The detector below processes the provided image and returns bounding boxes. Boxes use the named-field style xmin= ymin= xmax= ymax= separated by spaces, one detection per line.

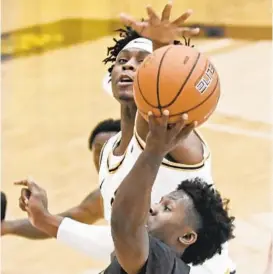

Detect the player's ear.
xmin=178 ymin=231 xmax=197 ymax=246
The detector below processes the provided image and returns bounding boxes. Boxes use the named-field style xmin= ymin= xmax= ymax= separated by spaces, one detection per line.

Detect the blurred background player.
xmin=88 ymin=119 xmax=121 ymax=172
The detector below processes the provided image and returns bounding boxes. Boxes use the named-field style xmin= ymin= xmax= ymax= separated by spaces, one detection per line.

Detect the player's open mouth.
xmin=117 ymin=74 xmax=134 ymax=87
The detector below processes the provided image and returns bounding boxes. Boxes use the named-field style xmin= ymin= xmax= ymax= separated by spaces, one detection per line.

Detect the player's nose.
xmin=122 ymin=59 xmax=137 ymax=71
xmin=150 ymin=204 xmax=159 ymax=216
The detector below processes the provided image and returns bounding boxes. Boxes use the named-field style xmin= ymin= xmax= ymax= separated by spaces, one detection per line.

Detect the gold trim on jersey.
xmin=99 ymin=138 xmax=109 ymax=168
xmin=134 ymin=129 xmax=210 ymax=171
xmin=106 ymin=134 xmax=128 ymax=173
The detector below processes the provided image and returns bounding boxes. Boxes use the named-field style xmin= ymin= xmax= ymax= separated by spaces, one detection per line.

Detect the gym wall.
xmin=2 ymin=0 xmax=271 ymax=61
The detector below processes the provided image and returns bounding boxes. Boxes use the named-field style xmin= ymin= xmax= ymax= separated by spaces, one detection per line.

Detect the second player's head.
xmin=147 ymin=177 xmax=235 ymax=265
xmin=88 ymin=119 xmax=121 ymax=171
xmin=103 ymin=27 xmax=152 ymax=103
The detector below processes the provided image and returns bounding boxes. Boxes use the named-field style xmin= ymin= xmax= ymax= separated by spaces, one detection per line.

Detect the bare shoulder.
xmin=169 ymin=131 xmax=205 ymax=165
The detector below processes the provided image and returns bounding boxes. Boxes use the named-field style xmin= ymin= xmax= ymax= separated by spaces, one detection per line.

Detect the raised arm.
xmin=111 ymin=145 xmax=163 ymax=273
xmin=111 ymin=111 xmax=194 ymax=273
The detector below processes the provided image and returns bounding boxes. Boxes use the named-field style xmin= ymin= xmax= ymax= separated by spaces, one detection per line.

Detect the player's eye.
xmin=118 ymin=58 xmax=127 ymax=64
xmin=164 ymin=205 xmax=171 ymax=212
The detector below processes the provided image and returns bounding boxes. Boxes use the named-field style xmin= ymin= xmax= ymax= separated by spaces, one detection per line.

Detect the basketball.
xmin=133 ymin=44 xmax=221 ymax=125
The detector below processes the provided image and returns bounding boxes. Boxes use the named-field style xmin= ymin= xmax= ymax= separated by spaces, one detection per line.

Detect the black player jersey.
xmin=100 ymin=236 xmax=190 ymax=274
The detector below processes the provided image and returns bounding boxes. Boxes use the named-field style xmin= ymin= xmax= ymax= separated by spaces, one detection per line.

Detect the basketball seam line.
xmin=136 ymin=66 xmax=158 ymax=108
xmin=138 ymin=75 xmax=220 ymax=117
xmin=160 ymin=52 xmax=201 ymax=108
xmin=156 ymin=46 xmax=173 ymax=115
xmin=169 ymin=76 xmax=220 ymax=116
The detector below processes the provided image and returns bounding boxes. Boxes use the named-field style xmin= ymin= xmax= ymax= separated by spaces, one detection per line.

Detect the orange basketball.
xmin=133 ymin=44 xmax=220 ymax=126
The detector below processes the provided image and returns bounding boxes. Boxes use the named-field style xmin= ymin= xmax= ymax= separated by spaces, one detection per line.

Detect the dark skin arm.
xmin=111 ymin=150 xmax=162 ymax=273
xmin=1 ymin=188 xmax=103 ymax=238
xmin=111 ymin=111 xmax=195 ymax=274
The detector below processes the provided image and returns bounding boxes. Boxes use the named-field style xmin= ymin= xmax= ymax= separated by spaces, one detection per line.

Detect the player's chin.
xmin=148 ymin=227 xmax=164 ymax=241
xmin=146 ymin=219 xmax=158 ymax=233
xmin=118 ymin=90 xmax=134 ymax=102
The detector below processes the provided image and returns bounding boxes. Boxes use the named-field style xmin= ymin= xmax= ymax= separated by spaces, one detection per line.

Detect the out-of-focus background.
xmin=1 ymin=0 xmax=272 ymax=273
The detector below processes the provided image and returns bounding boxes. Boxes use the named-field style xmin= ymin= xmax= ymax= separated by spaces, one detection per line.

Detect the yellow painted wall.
xmin=2 ymin=0 xmax=272 ymax=32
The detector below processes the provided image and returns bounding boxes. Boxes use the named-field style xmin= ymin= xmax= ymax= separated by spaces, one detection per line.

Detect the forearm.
xmin=4 ymin=207 xmax=102 ymax=239
xmin=34 ymin=213 xmax=63 ymax=238
xmin=4 ymin=219 xmax=51 ymax=239
xmin=111 ymin=150 xmax=163 ymax=272
xmin=57 ymin=218 xmax=113 ymax=261
xmin=63 ymin=190 xmax=104 ymax=224
xmin=112 ymin=150 xmax=163 ymax=231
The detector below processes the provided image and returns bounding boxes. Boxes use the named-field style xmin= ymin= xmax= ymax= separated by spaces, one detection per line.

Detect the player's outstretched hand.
xmin=14 ymin=179 xmax=49 ymax=228
xmin=145 ymin=110 xmax=196 ymax=157
xmin=119 ymin=1 xmax=199 ymax=44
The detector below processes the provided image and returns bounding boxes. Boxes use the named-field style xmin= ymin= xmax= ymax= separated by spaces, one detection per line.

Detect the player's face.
xmin=111 ymin=48 xmax=150 ymax=103
xmin=147 ymin=190 xmax=195 ymax=248
xmin=92 ymin=132 xmax=118 ymax=172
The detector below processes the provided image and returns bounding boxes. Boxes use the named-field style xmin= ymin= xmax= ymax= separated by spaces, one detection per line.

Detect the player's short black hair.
xmin=103 ymin=26 xmax=193 ymax=76
xmin=103 ymin=26 xmax=141 ymax=75
xmin=88 ymin=119 xmax=121 ymax=150
xmin=177 ymin=178 xmax=235 ymax=266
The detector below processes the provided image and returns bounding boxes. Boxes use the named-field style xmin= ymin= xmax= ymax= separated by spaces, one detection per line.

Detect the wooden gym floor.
xmin=1 ymin=37 xmax=272 ymax=274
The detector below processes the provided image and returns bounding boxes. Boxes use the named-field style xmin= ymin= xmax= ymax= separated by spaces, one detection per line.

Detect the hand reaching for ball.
xmin=145 ymin=110 xmax=196 ymax=157
xmin=119 ymin=1 xmax=199 ymax=45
